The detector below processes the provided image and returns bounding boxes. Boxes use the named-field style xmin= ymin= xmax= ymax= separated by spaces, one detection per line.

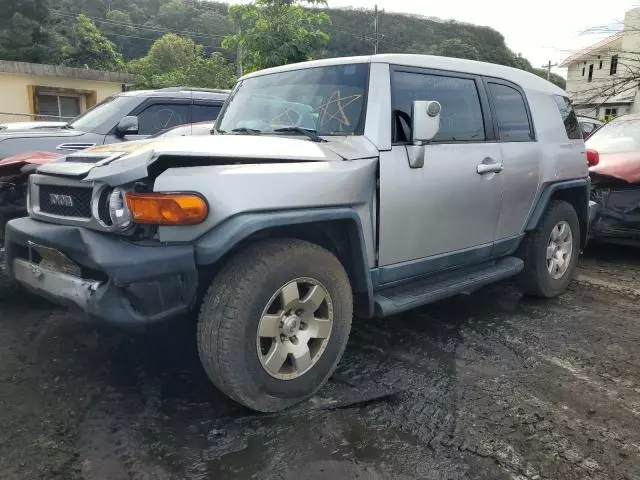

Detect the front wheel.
xmin=197 ymin=238 xmax=353 ymax=412
xmin=517 ymin=200 xmax=580 ymax=298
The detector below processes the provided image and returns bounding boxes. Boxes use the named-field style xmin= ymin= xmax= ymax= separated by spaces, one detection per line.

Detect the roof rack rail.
xmin=156 ymin=86 xmax=232 ymax=94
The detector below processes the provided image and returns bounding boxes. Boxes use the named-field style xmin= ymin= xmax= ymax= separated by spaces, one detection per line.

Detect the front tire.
xmin=197 ymin=238 xmax=353 ymax=412
xmin=518 ymin=200 xmax=580 ymax=298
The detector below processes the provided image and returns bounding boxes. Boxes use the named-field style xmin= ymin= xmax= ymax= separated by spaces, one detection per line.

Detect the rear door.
xmin=484 ymin=79 xmax=540 ymax=249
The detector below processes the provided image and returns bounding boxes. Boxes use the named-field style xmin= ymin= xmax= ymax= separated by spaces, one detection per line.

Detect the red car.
xmin=586 ymin=114 xmax=640 ymax=245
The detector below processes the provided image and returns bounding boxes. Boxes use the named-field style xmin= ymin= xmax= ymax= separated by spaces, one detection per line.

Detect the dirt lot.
xmin=1 ymin=245 xmax=640 ymax=480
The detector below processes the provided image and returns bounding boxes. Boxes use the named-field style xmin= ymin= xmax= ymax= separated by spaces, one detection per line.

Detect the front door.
xmin=378 ymin=67 xmax=504 ymax=278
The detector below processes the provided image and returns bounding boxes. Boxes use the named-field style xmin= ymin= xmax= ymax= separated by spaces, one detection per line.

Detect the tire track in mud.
xmin=2 ymin=250 xmax=640 ymax=479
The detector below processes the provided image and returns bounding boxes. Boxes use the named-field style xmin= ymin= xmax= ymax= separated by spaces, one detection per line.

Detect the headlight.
xmin=94 ymin=186 xmax=132 ymax=231
xmin=108 ymin=187 xmax=132 ymax=229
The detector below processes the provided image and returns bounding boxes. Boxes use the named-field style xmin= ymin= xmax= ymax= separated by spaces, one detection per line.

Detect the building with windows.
xmin=561 ymin=8 xmax=640 ymax=119
xmin=0 ymin=60 xmax=137 ymax=124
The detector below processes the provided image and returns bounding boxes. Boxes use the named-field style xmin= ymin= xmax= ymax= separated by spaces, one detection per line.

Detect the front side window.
xmin=217 ymin=64 xmax=369 ymax=136
xmin=391 ymin=71 xmax=485 ymax=143
xmin=553 ymin=95 xmax=582 ymax=140
xmin=136 ymin=103 xmax=189 ymax=135
xmin=488 ymin=83 xmax=534 ymax=142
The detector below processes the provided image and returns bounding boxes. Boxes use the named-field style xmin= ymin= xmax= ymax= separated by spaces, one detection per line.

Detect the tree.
xmin=223 ymin=0 xmax=330 ymax=73
xmin=129 ymin=34 xmax=236 ymax=89
xmin=0 ymin=0 xmax=66 ymax=64
xmin=65 ymin=14 xmax=124 ymax=70
xmin=426 ymin=39 xmax=481 ymax=60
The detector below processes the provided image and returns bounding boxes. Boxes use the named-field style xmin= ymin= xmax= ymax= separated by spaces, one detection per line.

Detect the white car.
xmin=576 ymin=115 xmax=604 ymax=139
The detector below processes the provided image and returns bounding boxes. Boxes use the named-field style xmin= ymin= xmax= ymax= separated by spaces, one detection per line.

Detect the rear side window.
xmin=487 ymin=83 xmax=534 ymax=142
xmin=192 ymin=103 xmax=222 ymax=122
xmin=391 ymin=71 xmax=485 ymax=143
xmin=553 ymin=95 xmax=582 ymax=140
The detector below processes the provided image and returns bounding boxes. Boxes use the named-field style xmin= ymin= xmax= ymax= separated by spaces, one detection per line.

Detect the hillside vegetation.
xmin=0 ymin=0 xmax=565 ymax=88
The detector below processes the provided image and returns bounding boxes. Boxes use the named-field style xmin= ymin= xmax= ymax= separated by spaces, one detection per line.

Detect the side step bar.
xmin=373 ymin=256 xmax=524 ymax=317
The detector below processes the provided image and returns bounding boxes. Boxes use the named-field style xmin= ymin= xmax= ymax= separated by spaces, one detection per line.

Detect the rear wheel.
xmin=197 ymin=238 xmax=353 ymax=412
xmin=518 ymin=200 xmax=580 ymax=298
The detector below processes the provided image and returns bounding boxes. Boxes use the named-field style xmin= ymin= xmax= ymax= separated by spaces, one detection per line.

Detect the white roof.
xmin=241 ymin=54 xmax=566 ymax=96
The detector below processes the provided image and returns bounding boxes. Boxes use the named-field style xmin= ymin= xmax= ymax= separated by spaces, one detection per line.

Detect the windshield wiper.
xmin=230 ymin=127 xmax=262 ymax=135
xmin=273 ymin=127 xmax=326 ymax=143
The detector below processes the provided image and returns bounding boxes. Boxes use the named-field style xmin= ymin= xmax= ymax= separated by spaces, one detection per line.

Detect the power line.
xmin=50 ymin=11 xmax=228 ymax=41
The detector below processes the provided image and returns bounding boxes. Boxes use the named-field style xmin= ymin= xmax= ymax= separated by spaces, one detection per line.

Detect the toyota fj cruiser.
xmin=4 ymin=55 xmax=591 ymax=412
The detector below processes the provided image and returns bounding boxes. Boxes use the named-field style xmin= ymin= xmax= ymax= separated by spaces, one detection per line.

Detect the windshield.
xmin=68 ymin=95 xmax=130 ymax=131
xmin=217 ymin=64 xmax=369 ymax=136
xmin=586 ymin=118 xmax=640 ymax=154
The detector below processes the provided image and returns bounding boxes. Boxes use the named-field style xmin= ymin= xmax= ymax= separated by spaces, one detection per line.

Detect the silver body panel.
xmin=23 ymin=54 xmax=588 ymax=285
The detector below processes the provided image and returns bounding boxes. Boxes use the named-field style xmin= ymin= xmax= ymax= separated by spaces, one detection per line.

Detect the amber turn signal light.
xmin=125 ymin=192 xmax=208 ymax=225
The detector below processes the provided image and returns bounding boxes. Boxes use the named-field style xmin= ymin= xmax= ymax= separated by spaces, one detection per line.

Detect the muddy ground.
xmin=1 ymin=245 xmax=640 ymax=480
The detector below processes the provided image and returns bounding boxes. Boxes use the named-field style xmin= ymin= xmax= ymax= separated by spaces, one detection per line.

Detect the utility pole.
xmin=542 ymin=60 xmax=558 ymax=80
xmin=236 ymin=28 xmax=243 ymax=77
xmin=374 ymin=4 xmax=379 ymax=55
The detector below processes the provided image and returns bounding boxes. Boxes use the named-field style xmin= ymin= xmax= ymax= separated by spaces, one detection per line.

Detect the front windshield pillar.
xmin=364 ymin=62 xmax=391 ymax=151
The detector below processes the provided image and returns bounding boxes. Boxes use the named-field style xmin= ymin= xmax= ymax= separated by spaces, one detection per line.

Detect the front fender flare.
xmin=194 ymin=208 xmax=374 ymax=317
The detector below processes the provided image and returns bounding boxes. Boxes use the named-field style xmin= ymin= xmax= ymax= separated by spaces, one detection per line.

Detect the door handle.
xmin=476 ymin=158 xmax=503 ymax=175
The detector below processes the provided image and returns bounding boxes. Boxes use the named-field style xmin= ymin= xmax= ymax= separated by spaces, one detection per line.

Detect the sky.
xmin=318 ymin=0 xmax=639 ymax=77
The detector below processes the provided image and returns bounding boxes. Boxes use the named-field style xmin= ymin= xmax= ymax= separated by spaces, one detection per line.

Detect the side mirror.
xmin=115 ymin=116 xmax=139 ymax=137
xmin=407 ymin=100 xmax=441 ymax=168
xmin=412 ymin=100 xmax=441 ymax=145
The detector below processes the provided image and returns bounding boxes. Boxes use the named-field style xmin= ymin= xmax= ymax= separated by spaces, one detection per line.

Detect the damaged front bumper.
xmin=4 ymin=217 xmax=198 ymax=326
xmin=589 ymin=185 xmax=640 ymax=245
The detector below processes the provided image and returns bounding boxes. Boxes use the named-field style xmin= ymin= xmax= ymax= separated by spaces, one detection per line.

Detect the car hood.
xmin=37 ymin=134 xmax=379 ymax=186
xmin=590 ymin=150 xmax=640 ymax=184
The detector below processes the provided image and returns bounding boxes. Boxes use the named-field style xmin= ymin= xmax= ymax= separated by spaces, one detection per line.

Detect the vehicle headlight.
xmin=108 ymin=187 xmax=132 ymax=229
xmin=94 ymin=186 xmax=132 ymax=231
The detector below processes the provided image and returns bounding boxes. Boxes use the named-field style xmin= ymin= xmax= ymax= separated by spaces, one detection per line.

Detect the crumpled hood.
xmin=37 ymin=134 xmax=379 ymax=186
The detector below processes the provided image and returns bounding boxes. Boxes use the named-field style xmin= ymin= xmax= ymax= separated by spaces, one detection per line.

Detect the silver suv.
xmin=4 ymin=54 xmax=591 ymax=412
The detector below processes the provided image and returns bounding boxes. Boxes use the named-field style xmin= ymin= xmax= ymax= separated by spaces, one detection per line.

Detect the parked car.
xmin=0 ymin=87 xmax=229 ymax=160
xmin=0 ymin=121 xmax=217 ymax=243
xmin=4 ymin=54 xmax=589 ymax=412
xmin=577 ymin=115 xmax=604 ymax=139
xmin=586 ymin=113 xmax=640 ymax=245
xmin=0 ymin=121 xmax=67 ymax=131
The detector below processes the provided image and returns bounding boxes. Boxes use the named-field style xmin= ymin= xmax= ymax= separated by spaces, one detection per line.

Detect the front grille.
xmin=39 ymin=185 xmax=93 ymax=218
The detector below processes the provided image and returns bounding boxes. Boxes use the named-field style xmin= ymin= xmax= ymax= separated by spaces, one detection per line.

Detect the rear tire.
xmin=197 ymin=238 xmax=353 ymax=412
xmin=517 ymin=200 xmax=580 ymax=298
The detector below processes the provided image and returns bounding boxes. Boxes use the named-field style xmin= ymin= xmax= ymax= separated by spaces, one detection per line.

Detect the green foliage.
xmin=223 ymin=0 xmax=330 ymax=73
xmin=0 ymin=0 xmax=66 ymax=63
xmin=0 ymin=0 xmax=567 ymax=91
xmin=129 ymin=34 xmax=236 ymax=89
xmin=65 ymin=14 xmax=124 ymax=70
